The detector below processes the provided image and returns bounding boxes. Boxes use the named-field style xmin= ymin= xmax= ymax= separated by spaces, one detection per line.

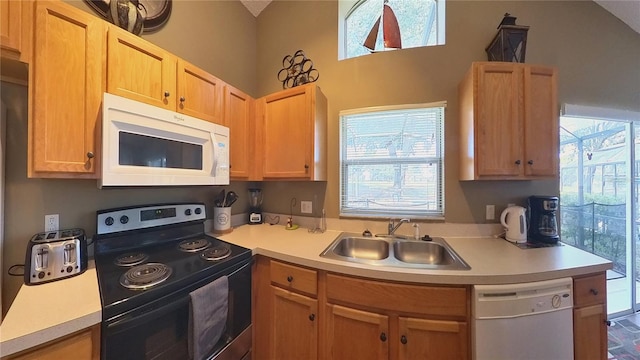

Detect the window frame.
xmin=339 ymin=102 xmax=446 ymax=219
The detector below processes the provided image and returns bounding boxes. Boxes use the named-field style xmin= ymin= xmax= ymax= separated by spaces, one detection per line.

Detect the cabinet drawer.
xmin=326 ymin=273 xmax=468 ymax=317
xmin=574 ymin=273 xmax=606 ymax=307
xmin=270 ymin=260 xmax=317 ymax=296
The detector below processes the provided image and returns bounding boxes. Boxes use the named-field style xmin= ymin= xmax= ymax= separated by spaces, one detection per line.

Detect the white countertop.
xmin=214 ymin=224 xmax=613 ymax=285
xmin=0 ymin=261 xmax=102 ymax=357
xmin=0 ymin=224 xmax=612 ymax=357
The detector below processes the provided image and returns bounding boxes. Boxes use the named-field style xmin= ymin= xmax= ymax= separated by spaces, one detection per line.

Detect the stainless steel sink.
xmin=332 ymin=237 xmax=390 ymax=260
xmin=320 ymin=233 xmax=471 ymax=270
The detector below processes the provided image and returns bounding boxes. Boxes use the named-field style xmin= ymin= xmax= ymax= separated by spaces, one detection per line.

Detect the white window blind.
xmin=340 ymin=103 xmax=445 ymax=218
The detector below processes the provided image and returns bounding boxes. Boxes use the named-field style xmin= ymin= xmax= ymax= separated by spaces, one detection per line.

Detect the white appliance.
xmin=500 ymin=205 xmax=528 ymax=243
xmin=100 ymin=93 xmax=230 ymax=187
xmin=473 ymin=278 xmax=574 ymax=360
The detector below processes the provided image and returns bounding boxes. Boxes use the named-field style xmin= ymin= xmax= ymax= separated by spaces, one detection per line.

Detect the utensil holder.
xmin=213 ymin=207 xmax=231 ymax=232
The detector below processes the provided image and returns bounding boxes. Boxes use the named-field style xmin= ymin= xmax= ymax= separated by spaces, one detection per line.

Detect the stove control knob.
xmin=195 ymin=208 xmax=202 ymax=215
xmin=120 ymin=215 xmax=129 ymax=224
xmin=105 ymin=216 xmax=114 ymax=226
xmin=185 ymin=209 xmax=192 ymax=216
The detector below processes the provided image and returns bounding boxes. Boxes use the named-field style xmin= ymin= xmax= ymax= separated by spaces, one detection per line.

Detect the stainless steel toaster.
xmin=24 ymin=228 xmax=88 ymax=285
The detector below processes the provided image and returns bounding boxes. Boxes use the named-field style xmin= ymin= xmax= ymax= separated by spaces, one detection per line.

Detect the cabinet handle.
xmin=527 ymin=160 xmax=534 ymax=165
xmin=400 ymin=335 xmax=407 ymax=345
xmin=590 ymin=288 xmax=599 ymax=296
xmin=86 ymin=152 xmax=95 ymax=159
xmin=309 ymin=314 xmax=315 ymax=321
xmin=164 ymin=91 xmax=170 ymax=98
xmin=380 ymin=333 xmax=387 ymax=342
xmin=180 ymin=96 xmax=185 ymax=103
xmin=287 ymin=275 xmax=293 ymax=283
xmin=515 ymin=160 xmax=521 ymax=165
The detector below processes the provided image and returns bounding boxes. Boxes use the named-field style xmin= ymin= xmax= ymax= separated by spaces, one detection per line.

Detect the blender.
xmin=248 ymin=188 xmax=263 ymax=224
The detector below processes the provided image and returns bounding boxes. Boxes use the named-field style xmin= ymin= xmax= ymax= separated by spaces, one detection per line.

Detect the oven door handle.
xmin=107 ymin=296 xmax=190 ymax=333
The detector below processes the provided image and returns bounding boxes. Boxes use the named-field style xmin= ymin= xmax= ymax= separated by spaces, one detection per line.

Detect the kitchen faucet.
xmin=388 ymin=218 xmax=410 ymax=235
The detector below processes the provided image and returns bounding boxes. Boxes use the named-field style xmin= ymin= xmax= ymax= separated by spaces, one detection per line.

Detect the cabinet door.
xmin=30 ymin=1 xmax=104 ymax=177
xmin=107 ymin=26 xmax=176 ymax=110
xmin=262 ymin=86 xmax=311 ymax=179
xmin=573 ymin=304 xmax=607 ymax=360
xmin=270 ymin=286 xmax=318 ymax=360
xmin=523 ymin=65 xmax=558 ymax=177
xmin=225 ymin=84 xmax=253 ymax=179
xmin=475 ymin=63 xmax=523 ymax=177
xmin=177 ymin=59 xmax=224 ymax=124
xmin=326 ymin=304 xmax=389 ymax=360
xmin=9 ymin=325 xmax=100 ymax=360
xmin=0 ymin=0 xmax=22 ymax=58
xmin=398 ymin=317 xmax=468 ymax=360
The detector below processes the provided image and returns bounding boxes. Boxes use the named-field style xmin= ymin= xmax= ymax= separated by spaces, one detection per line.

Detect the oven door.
xmin=100 ymin=92 xmax=229 ymax=187
xmin=101 ymin=260 xmax=251 ymax=360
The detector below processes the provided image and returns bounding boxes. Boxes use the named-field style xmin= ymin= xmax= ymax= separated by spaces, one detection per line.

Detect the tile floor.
xmin=609 ymin=312 xmax=640 ymax=359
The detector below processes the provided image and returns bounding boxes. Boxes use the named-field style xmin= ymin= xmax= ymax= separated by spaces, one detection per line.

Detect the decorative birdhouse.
xmin=485 ymin=13 xmax=529 ymax=63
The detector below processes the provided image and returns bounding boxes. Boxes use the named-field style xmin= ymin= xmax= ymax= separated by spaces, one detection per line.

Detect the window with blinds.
xmin=340 ymin=103 xmax=445 ymax=218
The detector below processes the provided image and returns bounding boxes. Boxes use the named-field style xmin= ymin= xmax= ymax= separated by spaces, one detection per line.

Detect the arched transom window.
xmin=340 ymin=0 xmax=445 ymax=60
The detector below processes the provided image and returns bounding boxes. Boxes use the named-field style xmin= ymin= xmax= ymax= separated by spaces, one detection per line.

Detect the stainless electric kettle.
xmin=500 ymin=206 xmax=528 ymax=243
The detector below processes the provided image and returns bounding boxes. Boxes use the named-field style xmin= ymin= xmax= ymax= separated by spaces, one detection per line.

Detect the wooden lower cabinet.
xmin=573 ymin=273 xmax=608 ymax=360
xmin=326 ymin=304 xmax=389 ymax=360
xmin=397 ymin=317 xmax=468 ymax=360
xmin=270 ymin=286 xmax=318 ymax=360
xmin=6 ymin=325 xmax=100 ymax=360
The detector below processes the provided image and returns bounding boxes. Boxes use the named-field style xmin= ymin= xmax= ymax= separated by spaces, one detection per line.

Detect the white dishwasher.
xmin=473 ymin=278 xmax=574 ymax=360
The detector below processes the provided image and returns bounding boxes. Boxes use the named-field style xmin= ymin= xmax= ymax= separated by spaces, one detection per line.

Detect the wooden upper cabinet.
xmin=224 ymin=84 xmax=254 ymax=179
xmin=177 ymin=59 xmax=224 ymax=124
xmin=260 ymin=83 xmax=327 ymax=180
xmin=107 ymin=25 xmax=177 ymax=110
xmin=29 ymin=0 xmax=105 ymax=178
xmin=459 ymin=62 xmax=558 ymax=180
xmin=1 ymin=0 xmax=31 ymax=62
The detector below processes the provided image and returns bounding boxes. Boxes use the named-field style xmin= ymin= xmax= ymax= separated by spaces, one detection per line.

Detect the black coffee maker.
xmin=527 ymin=195 xmax=559 ymax=244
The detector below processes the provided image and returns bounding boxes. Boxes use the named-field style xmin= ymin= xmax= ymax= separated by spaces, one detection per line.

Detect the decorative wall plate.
xmin=84 ymin=0 xmax=172 ymax=33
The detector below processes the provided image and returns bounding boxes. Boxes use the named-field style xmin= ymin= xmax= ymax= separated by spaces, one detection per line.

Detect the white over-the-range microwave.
xmin=100 ymin=93 xmax=229 ymax=187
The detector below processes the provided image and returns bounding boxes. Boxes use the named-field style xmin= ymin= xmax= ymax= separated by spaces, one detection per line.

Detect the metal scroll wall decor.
xmin=277 ymin=50 xmax=319 ymax=89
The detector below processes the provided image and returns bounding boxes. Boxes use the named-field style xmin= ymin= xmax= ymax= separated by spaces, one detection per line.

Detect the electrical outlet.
xmin=301 ymin=201 xmax=313 ymax=214
xmin=485 ymin=205 xmax=495 ymax=220
xmin=45 ymin=214 xmax=59 ymax=231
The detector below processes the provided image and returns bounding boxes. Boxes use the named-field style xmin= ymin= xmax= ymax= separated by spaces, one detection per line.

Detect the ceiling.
xmin=239 ymin=0 xmax=640 ymax=35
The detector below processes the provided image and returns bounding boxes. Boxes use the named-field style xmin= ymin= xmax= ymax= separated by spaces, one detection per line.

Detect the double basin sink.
xmin=320 ymin=233 xmax=471 ymax=270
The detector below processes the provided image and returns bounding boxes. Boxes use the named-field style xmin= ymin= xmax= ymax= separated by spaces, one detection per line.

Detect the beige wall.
xmin=2 ymin=0 xmax=639 ymax=313
xmin=255 ymin=0 xmax=640 ymax=222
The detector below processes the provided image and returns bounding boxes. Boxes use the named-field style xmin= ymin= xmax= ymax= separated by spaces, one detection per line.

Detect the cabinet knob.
xmin=527 ymin=160 xmax=534 ymax=165
xmin=304 ymin=164 xmax=309 ymax=169
xmin=86 ymin=152 xmax=95 ymax=159
xmin=287 ymin=275 xmax=293 ymax=283
xmin=309 ymin=314 xmax=315 ymax=321
xmin=180 ymin=96 xmax=185 ymax=103
xmin=605 ymin=320 xmax=612 ymax=326
xmin=590 ymin=288 xmax=599 ymax=296
xmin=164 ymin=91 xmax=170 ymax=98
xmin=380 ymin=332 xmax=387 ymax=342
xmin=400 ymin=335 xmax=407 ymax=344
xmin=515 ymin=160 xmax=521 ymax=165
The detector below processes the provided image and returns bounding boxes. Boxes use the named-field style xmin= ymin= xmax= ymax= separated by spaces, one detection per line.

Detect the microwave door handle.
xmin=210 ymin=133 xmax=218 ymax=176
